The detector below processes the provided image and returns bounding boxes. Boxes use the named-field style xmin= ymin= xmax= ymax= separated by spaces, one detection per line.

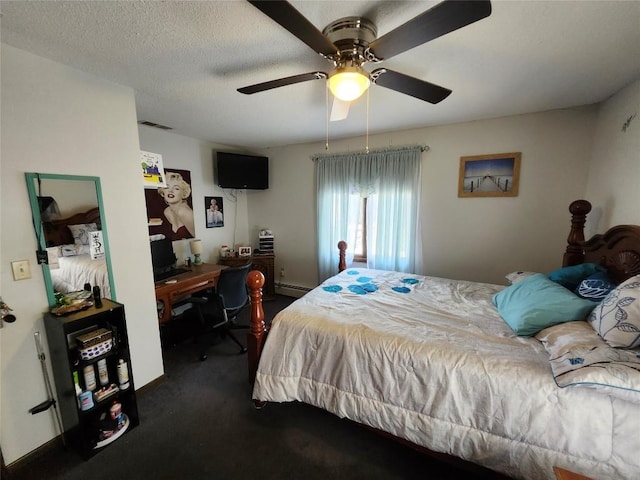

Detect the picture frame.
xmin=89 ymin=230 xmax=105 ymax=260
xmin=205 ymin=196 xmax=224 ymax=228
xmin=141 ymin=150 xmax=166 ymax=188
xmin=238 ymin=246 xmax=252 ymax=257
xmin=458 ymin=152 xmax=521 ymax=198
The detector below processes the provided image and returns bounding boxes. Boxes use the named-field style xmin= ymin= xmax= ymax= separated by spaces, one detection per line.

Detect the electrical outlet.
xmin=280 ymin=267 xmax=285 ymax=278
xmin=12 ymin=260 xmax=32 ymax=281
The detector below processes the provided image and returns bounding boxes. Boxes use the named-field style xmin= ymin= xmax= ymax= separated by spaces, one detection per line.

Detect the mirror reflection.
xmin=25 ymin=173 xmax=115 ymax=306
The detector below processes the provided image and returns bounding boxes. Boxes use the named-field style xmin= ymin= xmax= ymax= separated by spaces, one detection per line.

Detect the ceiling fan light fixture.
xmin=328 ymin=66 xmax=370 ymax=102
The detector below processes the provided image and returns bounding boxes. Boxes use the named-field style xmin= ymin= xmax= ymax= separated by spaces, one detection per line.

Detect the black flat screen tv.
xmin=216 ymin=151 xmax=269 ymax=190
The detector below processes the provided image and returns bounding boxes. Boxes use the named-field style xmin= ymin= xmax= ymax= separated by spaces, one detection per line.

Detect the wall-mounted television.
xmin=215 ymin=151 xmax=269 ymax=190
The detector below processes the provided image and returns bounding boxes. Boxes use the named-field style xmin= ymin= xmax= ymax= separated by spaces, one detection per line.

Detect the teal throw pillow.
xmin=493 ymin=273 xmax=597 ymax=336
xmin=547 ymin=263 xmax=606 ymax=290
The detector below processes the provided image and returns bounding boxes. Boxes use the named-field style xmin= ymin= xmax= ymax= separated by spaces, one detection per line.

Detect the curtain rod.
xmin=311 ymin=144 xmax=429 ymax=161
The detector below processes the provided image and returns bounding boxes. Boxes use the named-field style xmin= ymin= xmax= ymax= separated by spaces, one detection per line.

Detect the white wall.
xmin=250 ymin=107 xmax=598 ymax=288
xmin=584 ymin=79 xmax=640 ymax=235
xmin=137 ymin=126 xmax=249 ymax=263
xmin=1 ymin=45 xmax=162 ymax=464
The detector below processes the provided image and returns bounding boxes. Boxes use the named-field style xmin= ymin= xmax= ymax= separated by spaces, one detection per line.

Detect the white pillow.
xmin=505 ymin=271 xmax=538 ymax=285
xmin=68 ymin=223 xmax=97 ymax=246
xmin=588 ymin=274 xmax=640 ymax=349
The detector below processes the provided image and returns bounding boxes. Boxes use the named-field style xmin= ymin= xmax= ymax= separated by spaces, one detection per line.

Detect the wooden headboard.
xmin=43 ymin=207 xmax=102 ymax=247
xmin=563 ymin=200 xmax=640 ymax=283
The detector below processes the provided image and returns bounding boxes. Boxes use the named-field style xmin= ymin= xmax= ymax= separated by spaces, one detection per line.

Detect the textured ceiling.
xmin=1 ymin=1 xmax=639 ymax=149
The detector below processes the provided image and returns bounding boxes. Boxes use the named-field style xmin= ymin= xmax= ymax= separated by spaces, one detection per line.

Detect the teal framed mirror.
xmin=25 ymin=173 xmax=116 ymax=306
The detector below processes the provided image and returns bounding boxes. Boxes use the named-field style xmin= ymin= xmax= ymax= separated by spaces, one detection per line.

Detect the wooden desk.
xmin=155 ymin=263 xmax=224 ymax=324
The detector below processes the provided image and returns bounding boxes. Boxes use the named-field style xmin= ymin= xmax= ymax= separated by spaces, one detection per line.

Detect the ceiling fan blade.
xmin=238 ymin=71 xmax=327 ymax=94
xmin=371 ymin=68 xmax=452 ymax=104
xmin=330 ymin=97 xmax=350 ymax=122
xmin=369 ymin=0 xmax=492 ymax=60
xmin=248 ymin=1 xmax=338 ymax=57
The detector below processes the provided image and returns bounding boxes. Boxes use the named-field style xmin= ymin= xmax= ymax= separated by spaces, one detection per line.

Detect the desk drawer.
xmin=155 ymin=264 xmax=222 ymax=325
xmin=168 ymin=278 xmax=216 ymax=302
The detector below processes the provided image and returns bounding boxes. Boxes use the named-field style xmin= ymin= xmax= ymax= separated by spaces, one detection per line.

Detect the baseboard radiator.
xmin=275 ymin=283 xmax=312 ymax=298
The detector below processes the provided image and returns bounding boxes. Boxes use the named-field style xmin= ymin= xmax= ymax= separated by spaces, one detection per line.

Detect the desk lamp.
xmin=190 ymin=239 xmax=203 ymax=265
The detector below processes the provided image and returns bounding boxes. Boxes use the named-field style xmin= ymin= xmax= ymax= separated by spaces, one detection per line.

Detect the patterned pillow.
xmin=60 ymin=244 xmax=90 ymax=256
xmin=68 ymin=223 xmax=97 ymax=246
xmin=588 ymin=274 xmax=640 ymax=349
xmin=536 ymin=320 xmax=640 ymax=404
xmin=61 ymin=244 xmax=80 ymax=257
xmin=574 ymin=271 xmax=617 ymax=302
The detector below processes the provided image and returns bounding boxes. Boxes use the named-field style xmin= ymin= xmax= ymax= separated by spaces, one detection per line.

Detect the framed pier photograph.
xmin=458 ymin=152 xmax=521 ymax=198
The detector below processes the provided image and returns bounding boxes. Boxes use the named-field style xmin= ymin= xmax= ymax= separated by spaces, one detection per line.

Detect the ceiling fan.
xmin=238 ymin=0 xmax=492 ymax=121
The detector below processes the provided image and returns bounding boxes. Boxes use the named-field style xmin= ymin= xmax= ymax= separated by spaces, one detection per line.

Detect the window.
xmin=316 ymin=146 xmax=423 ymax=281
xmin=353 ymin=197 xmax=367 ymax=262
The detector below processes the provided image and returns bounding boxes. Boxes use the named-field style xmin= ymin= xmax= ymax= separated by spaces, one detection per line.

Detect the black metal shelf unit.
xmin=44 ymin=298 xmax=139 ymax=458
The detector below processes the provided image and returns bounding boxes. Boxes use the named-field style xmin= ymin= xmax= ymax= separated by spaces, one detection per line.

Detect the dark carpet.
xmin=9 ymin=295 xmax=507 ymax=480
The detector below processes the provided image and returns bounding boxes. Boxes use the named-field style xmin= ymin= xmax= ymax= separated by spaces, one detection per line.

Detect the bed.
xmin=43 ymin=207 xmax=112 ymax=299
xmin=245 ymin=200 xmax=640 ymax=480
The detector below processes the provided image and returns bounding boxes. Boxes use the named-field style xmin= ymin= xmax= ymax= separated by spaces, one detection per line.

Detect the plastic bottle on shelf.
xmin=110 ymin=401 xmax=125 ymax=429
xmin=93 ymin=285 xmax=102 ymax=308
xmin=79 ymin=391 xmax=94 ymax=411
xmin=73 ymin=370 xmax=82 ymax=407
xmin=97 ymin=358 xmax=109 ymax=386
xmin=117 ymin=359 xmax=130 ymax=390
xmin=83 ymin=365 xmax=97 ymax=391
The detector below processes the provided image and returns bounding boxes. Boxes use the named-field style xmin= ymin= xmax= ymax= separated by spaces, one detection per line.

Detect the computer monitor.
xmin=150 ymin=238 xmax=177 ymax=274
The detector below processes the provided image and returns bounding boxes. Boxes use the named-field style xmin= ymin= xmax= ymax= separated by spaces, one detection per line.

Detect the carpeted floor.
xmin=9 ymin=295 xmax=508 ymax=480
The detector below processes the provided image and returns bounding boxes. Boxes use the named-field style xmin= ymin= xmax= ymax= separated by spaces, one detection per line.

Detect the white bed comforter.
xmin=50 ymin=254 xmax=111 ymax=299
xmin=253 ymin=269 xmax=640 ymax=480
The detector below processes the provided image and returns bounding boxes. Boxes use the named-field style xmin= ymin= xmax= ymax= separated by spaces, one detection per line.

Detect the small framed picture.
xmin=458 ymin=152 xmax=521 ymax=198
xmin=205 ymin=196 xmax=224 ymax=228
xmin=238 ymin=246 xmax=252 ymax=257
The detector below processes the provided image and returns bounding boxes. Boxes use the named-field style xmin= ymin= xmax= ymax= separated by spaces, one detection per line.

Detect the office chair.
xmin=190 ymin=262 xmax=251 ymax=361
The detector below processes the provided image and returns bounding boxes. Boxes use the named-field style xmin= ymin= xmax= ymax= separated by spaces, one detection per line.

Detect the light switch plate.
xmin=11 ymin=260 xmax=31 ymax=280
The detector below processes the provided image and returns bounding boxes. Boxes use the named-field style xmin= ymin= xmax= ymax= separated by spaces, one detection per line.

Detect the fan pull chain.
xmin=325 ymin=83 xmax=330 ymax=150
xmin=365 ymin=87 xmax=370 ymax=153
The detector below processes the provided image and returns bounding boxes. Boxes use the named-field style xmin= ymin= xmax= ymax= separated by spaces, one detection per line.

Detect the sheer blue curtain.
xmin=316 ymin=146 xmax=423 ymax=281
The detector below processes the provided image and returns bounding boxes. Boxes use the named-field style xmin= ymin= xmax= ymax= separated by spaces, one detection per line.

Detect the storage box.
xmin=76 ymin=328 xmax=113 ymax=360
xmin=76 ymin=328 xmax=112 ymax=349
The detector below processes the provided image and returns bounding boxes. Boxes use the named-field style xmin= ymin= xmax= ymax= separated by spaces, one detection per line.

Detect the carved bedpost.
xmin=246 ymin=270 xmax=266 ymax=385
xmin=338 ymin=241 xmax=347 ymax=272
xmin=563 ymin=200 xmax=592 ymax=267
